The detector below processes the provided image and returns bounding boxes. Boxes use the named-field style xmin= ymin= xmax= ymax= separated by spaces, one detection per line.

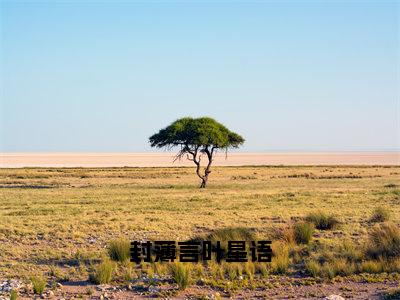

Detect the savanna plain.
xmin=0 ymin=166 xmax=399 ymax=299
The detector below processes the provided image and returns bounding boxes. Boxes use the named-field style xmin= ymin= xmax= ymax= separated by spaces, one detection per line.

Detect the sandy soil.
xmin=9 ymin=279 xmax=400 ymax=299
xmin=1 ymin=152 xmax=399 ymax=168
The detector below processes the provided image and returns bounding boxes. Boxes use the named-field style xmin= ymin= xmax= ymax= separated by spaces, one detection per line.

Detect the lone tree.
xmin=149 ymin=117 xmax=245 ymax=188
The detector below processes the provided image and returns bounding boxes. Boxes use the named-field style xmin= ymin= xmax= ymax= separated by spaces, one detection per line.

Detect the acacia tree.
xmin=149 ymin=117 xmax=245 ymax=188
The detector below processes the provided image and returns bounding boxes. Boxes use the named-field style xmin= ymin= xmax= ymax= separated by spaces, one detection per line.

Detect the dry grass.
xmin=0 ymin=166 xmax=399 ymax=284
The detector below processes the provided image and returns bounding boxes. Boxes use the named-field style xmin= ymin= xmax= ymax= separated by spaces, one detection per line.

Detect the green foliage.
xmin=370 ymin=206 xmax=391 ymax=222
xmin=306 ymin=211 xmax=340 ymax=230
xmin=366 ymin=223 xmax=400 ymax=259
xmin=31 ymin=276 xmax=46 ymax=294
xmin=169 ymin=262 xmax=191 ymax=290
xmin=108 ymin=238 xmax=130 ymax=262
xmin=294 ymin=222 xmax=314 ymax=244
xmin=89 ymin=260 xmax=115 ymax=284
xmin=149 ymin=117 xmax=244 ymax=150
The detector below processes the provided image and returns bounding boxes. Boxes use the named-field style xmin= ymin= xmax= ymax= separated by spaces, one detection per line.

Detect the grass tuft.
xmin=305 ymin=260 xmax=321 ymax=277
xmin=108 ymin=238 xmax=131 ymax=262
xmin=169 ymin=262 xmax=191 ymax=290
xmin=306 ymin=211 xmax=340 ymax=230
xmin=89 ymin=259 xmax=115 ymax=284
xmin=366 ymin=223 xmax=400 ymax=259
xmin=271 ymin=241 xmax=290 ymax=274
xmin=294 ymin=222 xmax=314 ymax=244
xmin=369 ymin=207 xmax=391 ymax=223
xmin=31 ymin=276 xmax=46 ymax=294
xmin=206 ymin=227 xmax=256 ymax=243
xmin=359 ymin=260 xmax=383 ymax=274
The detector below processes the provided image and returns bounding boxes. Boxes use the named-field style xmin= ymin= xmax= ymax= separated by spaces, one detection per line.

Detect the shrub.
xmin=108 ymin=238 xmax=130 ymax=262
xmin=366 ymin=223 xmax=400 ymax=259
xmin=9 ymin=289 xmax=17 ymax=300
xmin=294 ymin=222 xmax=314 ymax=244
xmin=306 ymin=211 xmax=340 ymax=230
xmin=370 ymin=207 xmax=390 ymax=223
xmin=89 ymin=260 xmax=115 ymax=284
xmin=31 ymin=276 xmax=46 ymax=294
xmin=170 ymin=262 xmax=190 ymax=290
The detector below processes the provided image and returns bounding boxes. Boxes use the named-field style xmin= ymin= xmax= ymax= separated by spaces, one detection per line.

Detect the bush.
xmin=370 ymin=207 xmax=390 ymax=223
xmin=89 ymin=260 xmax=115 ymax=284
xmin=306 ymin=211 xmax=340 ymax=230
xmin=31 ymin=276 xmax=46 ymax=294
xmin=366 ymin=223 xmax=400 ymax=259
xmin=170 ymin=262 xmax=190 ymax=290
xmin=108 ymin=238 xmax=130 ymax=262
xmin=294 ymin=222 xmax=314 ymax=244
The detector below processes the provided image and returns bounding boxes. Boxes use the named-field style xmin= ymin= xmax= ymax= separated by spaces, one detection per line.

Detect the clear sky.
xmin=1 ymin=1 xmax=399 ymax=152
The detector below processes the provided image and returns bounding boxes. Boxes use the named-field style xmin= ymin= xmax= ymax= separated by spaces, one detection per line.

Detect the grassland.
xmin=0 ymin=166 xmax=399 ymax=299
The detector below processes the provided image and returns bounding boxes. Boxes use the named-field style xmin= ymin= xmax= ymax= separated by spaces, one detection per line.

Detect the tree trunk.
xmin=188 ymin=146 xmax=214 ymax=189
xmin=200 ymin=175 xmax=208 ymax=188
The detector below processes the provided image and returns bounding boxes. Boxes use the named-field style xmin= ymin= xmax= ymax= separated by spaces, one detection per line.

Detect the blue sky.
xmin=1 ymin=1 xmax=399 ymax=152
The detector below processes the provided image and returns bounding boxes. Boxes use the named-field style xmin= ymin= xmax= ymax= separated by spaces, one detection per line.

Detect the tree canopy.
xmin=149 ymin=117 xmax=244 ymax=150
xmin=149 ymin=117 xmax=245 ymax=188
